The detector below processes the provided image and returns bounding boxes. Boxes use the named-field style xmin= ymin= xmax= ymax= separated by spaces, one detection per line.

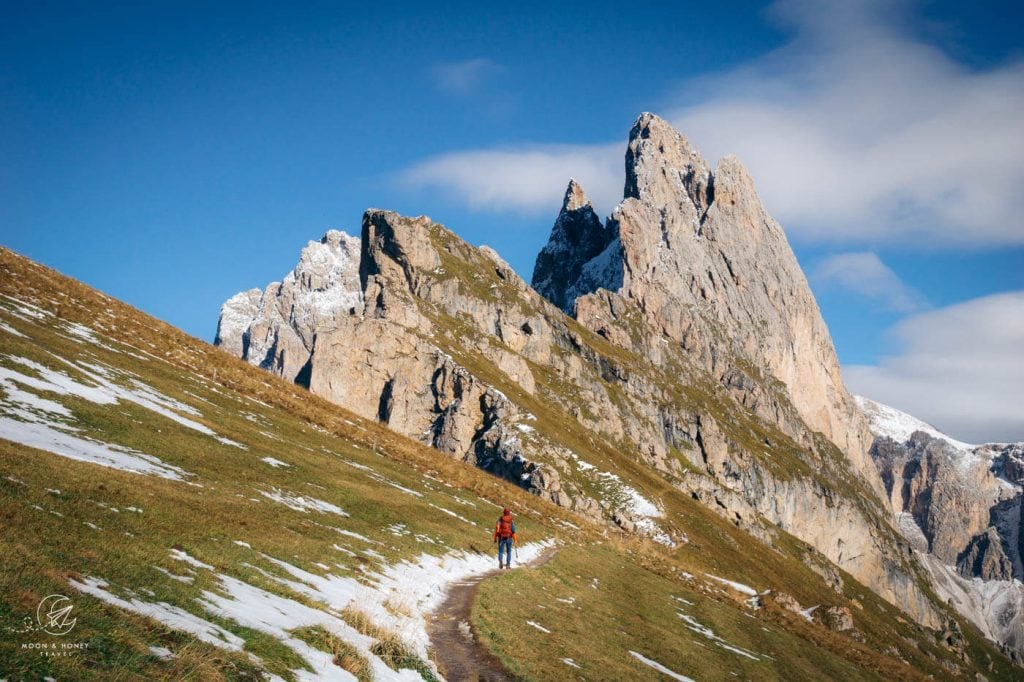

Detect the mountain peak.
xmin=531 ymin=179 xmax=616 ymax=313
xmin=563 ymin=177 xmax=591 ymax=212
xmin=625 ymin=113 xmax=711 ymax=212
xmin=535 ymin=113 xmax=877 ymax=491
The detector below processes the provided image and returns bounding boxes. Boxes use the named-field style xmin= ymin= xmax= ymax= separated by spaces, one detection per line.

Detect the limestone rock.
xmin=532 ymin=179 xmax=617 ymax=313
xmin=958 ymin=528 xmax=1014 ymax=581
xmin=862 ymin=396 xmax=1024 ymax=658
xmin=825 ymin=606 xmax=855 ymax=632
xmin=534 ymin=113 xmax=879 ymax=498
xmin=215 ymin=230 xmax=362 ymax=383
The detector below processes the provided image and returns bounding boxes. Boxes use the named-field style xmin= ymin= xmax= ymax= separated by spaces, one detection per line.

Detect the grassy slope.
xmin=0 ymin=247 xmax=1017 ymax=681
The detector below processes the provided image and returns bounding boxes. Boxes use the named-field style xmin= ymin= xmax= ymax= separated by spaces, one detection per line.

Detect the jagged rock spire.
xmin=536 ymin=112 xmax=878 ymax=494
xmin=624 ymin=112 xmax=713 ymax=220
xmin=531 ymin=179 xmax=616 ymax=313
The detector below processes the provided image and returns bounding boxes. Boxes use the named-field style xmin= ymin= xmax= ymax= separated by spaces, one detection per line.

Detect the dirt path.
xmin=427 ymin=546 xmax=558 ymax=682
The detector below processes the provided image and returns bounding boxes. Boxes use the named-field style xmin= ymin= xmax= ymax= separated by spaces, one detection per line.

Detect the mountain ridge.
xmin=6 ymin=246 xmax=1015 ymax=678
xmin=218 ymin=114 xmax=951 ymax=633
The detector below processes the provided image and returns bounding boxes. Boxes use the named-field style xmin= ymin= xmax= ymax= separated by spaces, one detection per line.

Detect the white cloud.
xmin=402 ymin=1 xmax=1024 ymax=247
xmin=844 ymin=291 xmax=1024 ymax=443
xmin=669 ymin=0 xmax=1024 ymax=246
xmin=812 ymin=251 xmax=925 ymax=312
xmin=398 ymin=143 xmax=622 ymax=216
xmin=431 ymin=58 xmax=499 ymax=95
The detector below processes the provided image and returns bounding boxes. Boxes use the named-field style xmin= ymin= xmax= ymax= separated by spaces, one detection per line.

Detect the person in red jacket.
xmin=493 ymin=506 xmax=517 ymax=569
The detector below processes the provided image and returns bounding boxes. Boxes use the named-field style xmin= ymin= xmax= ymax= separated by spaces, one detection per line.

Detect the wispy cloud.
xmin=812 ymin=252 xmax=925 ymax=312
xmin=431 ymin=58 xmax=499 ymax=95
xmin=669 ymin=0 xmax=1024 ymax=247
xmin=845 ymin=290 xmax=1024 ymax=443
xmin=399 ymin=143 xmax=622 ymax=215
xmin=401 ymin=1 xmax=1024 ymax=247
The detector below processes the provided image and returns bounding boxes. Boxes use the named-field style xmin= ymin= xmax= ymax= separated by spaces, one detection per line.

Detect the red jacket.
xmin=494 ymin=513 xmax=517 ymax=542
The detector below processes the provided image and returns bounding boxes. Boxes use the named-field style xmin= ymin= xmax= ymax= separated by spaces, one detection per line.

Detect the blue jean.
xmin=498 ymin=537 xmax=513 ymax=566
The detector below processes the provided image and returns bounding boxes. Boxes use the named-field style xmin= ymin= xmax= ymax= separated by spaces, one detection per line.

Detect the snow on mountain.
xmin=216 ymin=230 xmax=362 ymax=381
xmin=856 ymin=395 xmax=974 ymax=450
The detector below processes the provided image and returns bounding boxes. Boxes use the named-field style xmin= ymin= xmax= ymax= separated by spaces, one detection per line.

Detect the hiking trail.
xmin=427 ymin=545 xmax=559 ymax=681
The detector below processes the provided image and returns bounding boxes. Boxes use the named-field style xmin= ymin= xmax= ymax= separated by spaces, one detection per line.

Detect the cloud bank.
xmin=812 ymin=252 xmax=925 ymax=312
xmin=403 ymin=1 xmax=1024 ymax=247
xmin=400 ymin=143 xmax=622 ymax=215
xmin=845 ymin=291 xmax=1024 ymax=443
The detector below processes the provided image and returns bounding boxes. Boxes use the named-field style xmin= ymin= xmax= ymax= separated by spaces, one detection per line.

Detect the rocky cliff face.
xmin=218 ymin=113 xmax=956 ymax=632
xmin=860 ymin=395 xmax=1024 ymax=659
xmin=533 ymin=113 xmax=878 ymax=496
xmin=532 ymin=180 xmax=617 ymax=313
xmin=216 ymin=230 xmax=362 ymax=385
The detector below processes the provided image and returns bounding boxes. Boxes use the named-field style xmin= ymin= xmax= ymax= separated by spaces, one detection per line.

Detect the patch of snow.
xmin=0 ymin=295 xmax=51 ymax=321
xmin=154 ymin=566 xmax=195 ymax=584
xmin=335 ymin=529 xmax=379 ymax=544
xmin=0 ymin=415 xmax=190 ymax=480
xmin=526 ymin=620 xmax=551 ymax=634
xmin=705 ymin=574 xmax=758 ymax=596
xmin=148 ymin=645 xmax=174 ymax=660
xmin=677 ymin=611 xmax=761 ymax=661
xmin=260 ymin=456 xmax=289 ymax=468
xmin=0 ymin=320 xmax=25 ymax=338
xmin=235 ymin=541 xmax=252 ymax=549
xmin=629 ymin=651 xmax=695 ymax=682
xmin=799 ymin=605 xmax=819 ymax=622
xmin=0 ymin=353 xmax=236 ymax=449
xmin=170 ymin=549 xmax=214 ymax=570
xmin=635 ymin=518 xmax=676 ymax=548
xmin=70 ymin=576 xmax=245 ymax=651
xmin=260 ymin=488 xmax=349 ymax=517
xmin=428 ymin=503 xmax=475 ymax=526
xmin=63 ymin=322 xmax=99 ymax=343
xmin=140 ymin=540 xmax=555 ymax=678
xmin=357 ymin=539 xmax=554 ymax=659
xmin=562 ymin=657 xmax=581 ymax=669
xmin=856 ymin=396 xmax=974 ymax=450
xmin=622 ymin=486 xmax=661 ymax=518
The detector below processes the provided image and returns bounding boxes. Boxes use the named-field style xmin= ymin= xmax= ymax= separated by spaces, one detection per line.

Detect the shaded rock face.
xmin=868 ymin=426 xmax=1023 ymax=583
xmin=213 ymin=222 xmax=572 ymax=507
xmin=531 ymin=180 xmax=616 ymax=313
xmin=215 ymin=230 xmax=362 ymax=384
xmin=533 ymin=113 xmax=878 ymax=497
xmin=861 ymin=396 xmax=1024 ymax=658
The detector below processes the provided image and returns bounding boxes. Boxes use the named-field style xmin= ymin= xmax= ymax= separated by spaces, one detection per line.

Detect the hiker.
xmin=493 ymin=506 xmax=517 ymax=569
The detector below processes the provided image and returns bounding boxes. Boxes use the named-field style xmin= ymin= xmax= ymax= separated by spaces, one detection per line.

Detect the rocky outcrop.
xmin=861 ymin=395 xmax=1024 ymax=657
xmin=533 ymin=113 xmax=879 ymax=498
xmin=531 ymin=180 xmax=615 ymax=313
xmin=871 ymin=432 xmax=1003 ymax=569
xmin=215 ymin=230 xmax=362 ymax=384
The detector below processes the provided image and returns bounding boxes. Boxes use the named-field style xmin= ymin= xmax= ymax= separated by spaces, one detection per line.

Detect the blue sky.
xmin=2 ymin=0 xmax=1022 ymax=440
